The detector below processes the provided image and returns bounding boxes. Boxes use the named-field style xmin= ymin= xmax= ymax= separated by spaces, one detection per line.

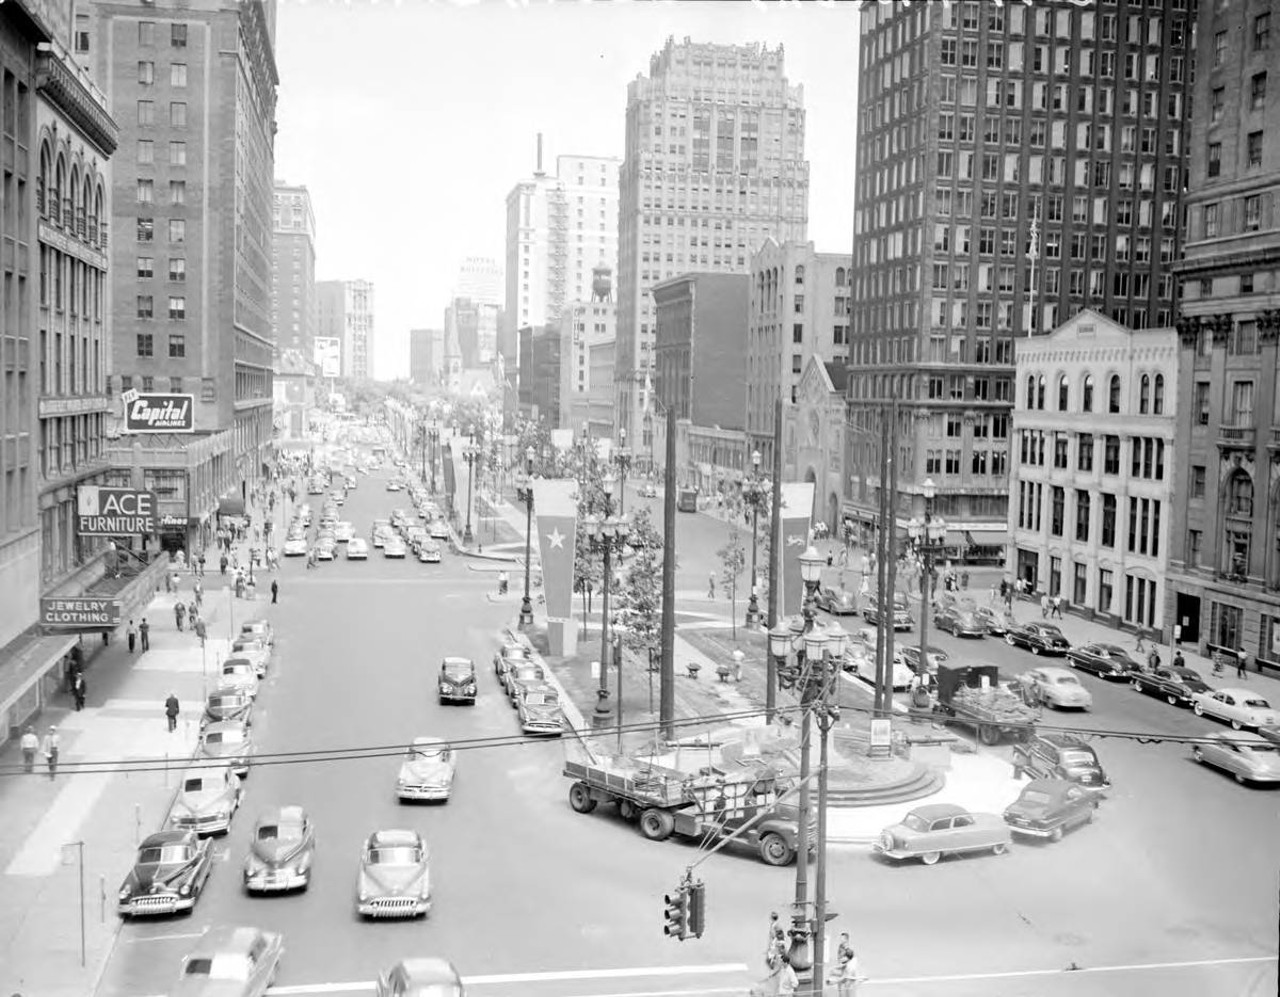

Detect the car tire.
xmin=759 ymin=832 xmax=794 ymax=867
xmin=1166 ymin=693 xmax=1179 ymax=706
xmin=1193 ymin=702 xmax=1204 ymax=716
xmin=1192 ymin=747 xmax=1204 ymax=764
xmin=978 ymin=724 xmax=1001 ymax=746
xmin=1006 ymin=634 xmax=1017 ymax=647
xmin=1031 ymin=645 xmax=1041 ymax=656
xmin=639 ymin=808 xmax=675 ymax=841
xmin=1231 ymin=719 xmax=1244 ymax=731
xmin=617 ymin=800 xmax=638 ymax=822
xmin=1048 ymin=827 xmax=1064 ymax=843
xmin=1234 ymin=773 xmax=1248 ymax=785
xmin=992 ymin=842 xmax=1008 ymax=855
xmin=920 ymin=851 xmax=941 ymax=866
xmin=569 ymin=782 xmax=597 ymax=814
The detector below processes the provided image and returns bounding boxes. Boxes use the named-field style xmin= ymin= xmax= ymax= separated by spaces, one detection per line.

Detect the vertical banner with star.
xmin=533 ymin=479 xmax=579 ymax=620
xmin=779 ymin=481 xmax=816 ymax=617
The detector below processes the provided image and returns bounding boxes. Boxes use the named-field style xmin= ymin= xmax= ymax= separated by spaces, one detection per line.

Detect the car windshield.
xmin=514 ymin=666 xmax=542 ymax=680
xmin=257 ymin=822 xmax=303 ymax=842
xmin=1242 ymin=743 xmax=1279 ymax=754
xmin=1052 ymin=675 xmax=1081 ymax=686
xmin=524 ymin=692 xmax=557 ymax=706
xmin=183 ymin=954 xmax=252 ymax=981
xmin=900 ymin=813 xmax=933 ymax=833
xmin=1041 ymin=626 xmax=1064 ymax=637
xmin=368 ymin=846 xmax=421 ymax=865
xmin=182 ymin=778 xmax=210 ymax=793
xmin=442 ymin=663 xmax=471 ymax=678
xmin=1018 ymin=790 xmax=1054 ymax=806
xmin=412 ymin=746 xmax=446 ymax=761
xmin=204 ymin=731 xmax=243 ymax=745
xmin=1060 ymin=750 xmax=1096 ymax=766
xmin=139 ymin=845 xmax=191 ymax=864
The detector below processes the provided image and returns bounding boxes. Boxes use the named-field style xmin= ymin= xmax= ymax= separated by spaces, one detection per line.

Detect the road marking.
xmin=3 ymin=773 xmax=111 ymax=876
xmin=124 ymin=930 xmax=205 ymax=944
xmin=872 ymin=954 xmax=1278 ymax=986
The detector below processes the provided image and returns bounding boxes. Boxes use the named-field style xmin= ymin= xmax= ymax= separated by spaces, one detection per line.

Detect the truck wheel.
xmin=759 ymin=833 xmax=794 ymax=866
xmin=639 ymin=809 xmax=674 ymax=841
xmin=569 ymin=782 xmax=596 ymax=814
xmin=978 ymin=724 xmax=1001 ymax=746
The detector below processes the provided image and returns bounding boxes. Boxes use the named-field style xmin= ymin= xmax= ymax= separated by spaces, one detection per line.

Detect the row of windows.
xmin=1019 ymin=431 xmax=1167 ymax=481
xmin=136 ymin=21 xmax=189 ymax=47
xmin=137 ymin=140 xmax=186 ymax=166
xmin=137 ymin=257 xmax=186 ymax=281
xmin=137 ymin=61 xmax=187 ymax=87
xmin=1024 ymin=372 xmax=1166 ymax=415
xmin=136 ymin=179 xmax=186 ymax=205
xmin=136 ymin=100 xmax=188 ymax=128
xmin=38 ymin=415 xmax=105 ymax=483
xmin=1016 ymin=482 xmax=1161 ymax=557
xmin=135 ymin=296 xmax=187 ymax=320
xmin=922 ymin=449 xmax=1009 ymax=477
xmin=137 ymin=217 xmax=186 ymax=243
xmin=135 ymin=331 xmax=186 ymax=358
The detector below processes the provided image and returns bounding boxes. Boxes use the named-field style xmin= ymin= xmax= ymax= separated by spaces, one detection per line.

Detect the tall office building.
xmin=846 ymin=1 xmax=1192 ymax=551
xmin=454 ymin=256 xmax=502 ymax=307
xmin=272 ymin=182 xmax=317 ymax=356
xmin=409 ymin=328 xmax=445 ymax=387
xmin=1166 ymin=2 xmax=1280 ymax=671
xmin=504 ymin=136 xmax=620 ymax=373
xmin=316 ymin=279 xmax=374 ymax=379
xmin=615 ymin=37 xmax=810 ymax=454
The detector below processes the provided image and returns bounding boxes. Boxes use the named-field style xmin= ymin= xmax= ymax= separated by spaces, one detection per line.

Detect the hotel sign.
xmin=122 ymin=392 xmax=195 ymax=433
xmin=77 ymin=487 xmax=158 ymax=536
xmin=41 ymin=597 xmax=123 ymax=630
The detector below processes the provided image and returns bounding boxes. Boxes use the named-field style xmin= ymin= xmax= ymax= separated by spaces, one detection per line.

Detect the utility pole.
xmin=659 ymin=402 xmax=677 ymax=741
xmin=874 ymin=409 xmax=890 ymax=716
xmin=766 ymin=397 xmax=783 ymax=723
xmin=885 ymin=400 xmax=899 ymax=715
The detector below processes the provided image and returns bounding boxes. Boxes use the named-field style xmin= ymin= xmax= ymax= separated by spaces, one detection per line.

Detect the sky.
xmin=273 ymin=0 xmax=860 ymax=380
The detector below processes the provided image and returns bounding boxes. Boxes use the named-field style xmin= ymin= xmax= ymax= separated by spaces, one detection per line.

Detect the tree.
xmin=716 ymin=529 xmax=747 ymax=640
xmin=615 ymin=507 xmax=663 ymax=662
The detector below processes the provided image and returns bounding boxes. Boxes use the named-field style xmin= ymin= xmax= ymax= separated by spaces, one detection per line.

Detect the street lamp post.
xmin=428 ymin=422 xmax=440 ymax=494
xmin=907 ymin=477 xmax=947 ymax=690
xmin=584 ymin=474 xmax=631 ymax=742
xmin=462 ymin=429 xmax=480 ymax=545
xmin=616 ymin=427 xmax=632 ymax=515
xmin=742 ymin=449 xmax=768 ymax=628
xmin=516 ymin=447 xmax=536 ymax=628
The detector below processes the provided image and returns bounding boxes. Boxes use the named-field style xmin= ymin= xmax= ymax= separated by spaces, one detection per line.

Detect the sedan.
xmin=1067 ymin=642 xmax=1139 ymax=680
xmin=1015 ymin=667 xmax=1093 ymax=710
xmin=243 ymin=805 xmax=316 ymax=893
xmin=1191 ymin=688 xmax=1280 ymax=730
xmin=864 ymin=595 xmax=914 ymax=631
xmin=505 ymin=662 xmax=548 ymax=703
xmin=385 ymin=481 xmax=402 ymax=492
xmin=383 ymin=540 xmax=408 ymax=559
xmin=203 ymin=690 xmax=253 ymax=728
xmin=439 ymin=657 xmax=477 ymax=704
xmin=227 ymin=647 xmax=269 ymax=679
xmin=429 ymin=520 xmax=450 ymax=540
xmin=283 ymin=538 xmax=308 ymax=557
xmin=218 ymin=660 xmax=260 ymax=699
xmin=197 ymin=720 xmax=254 ymax=778
xmin=418 ymin=541 xmax=443 ymax=564
xmin=346 ymin=538 xmax=369 ymax=560
xmin=1132 ymin=665 xmax=1212 ymax=707
xmin=973 ymin=606 xmax=1014 ymax=636
xmin=873 ymin=803 xmax=1011 ymax=865
xmin=494 ymin=642 xmax=531 ymax=676
xmin=1005 ymin=622 xmax=1072 ymax=656
xmin=357 ymin=829 xmax=431 ymax=918
xmin=1192 ymin=731 xmax=1280 ymax=785
xmin=240 ymin=620 xmax=274 ymax=646
xmin=118 ymin=830 xmax=212 ymax=917
xmin=899 ymin=644 xmax=949 ymax=674
xmin=169 ymin=765 xmax=243 ymax=836
xmin=397 ymin=738 xmax=456 ymax=802
xmin=376 ymin=959 xmax=465 ymax=997
xmin=316 ymin=542 xmax=336 ymax=562
xmin=1002 ymin=778 xmax=1098 ymax=842
xmin=173 ymin=925 xmax=283 ymax=997
xmin=850 ymin=652 xmax=915 ymax=691
xmin=933 ymin=605 xmax=988 ymax=638
xmin=814 ymin=586 xmax=858 ymax=616
xmin=335 ymin=522 xmax=355 ymax=543
xmin=517 ymin=683 xmax=566 ymax=736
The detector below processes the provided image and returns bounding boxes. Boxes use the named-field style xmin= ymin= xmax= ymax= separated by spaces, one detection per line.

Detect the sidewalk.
xmin=0 ymin=498 xmax=285 ymax=997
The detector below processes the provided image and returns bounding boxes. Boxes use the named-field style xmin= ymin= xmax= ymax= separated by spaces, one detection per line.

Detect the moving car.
xmin=1005 ymin=622 xmax=1072 ymax=656
xmin=1066 ymin=642 xmax=1139 ymax=680
xmin=933 ymin=605 xmax=988 ymax=638
xmin=851 ymin=652 xmax=914 ymax=691
xmin=198 ymin=720 xmax=254 ymax=778
xmin=219 ymin=660 xmax=260 ymax=699
xmin=203 ymin=690 xmax=254 ymax=728
xmin=418 ymin=541 xmax=443 ymax=564
xmin=316 ymin=541 xmax=336 ymax=562
xmin=283 ymin=538 xmax=308 ymax=557
xmin=386 ymin=481 xmax=402 ymax=492
xmin=357 ymin=829 xmax=431 ymax=918
xmin=346 ymin=538 xmax=369 ymax=560
xmin=1191 ymin=688 xmax=1280 ymax=730
xmin=438 ymin=657 xmax=477 ymax=705
xmin=899 ymin=644 xmax=949 ymax=674
xmin=1131 ymin=665 xmax=1212 ymax=706
xmin=396 ymin=738 xmax=456 ymax=802
xmin=863 ymin=594 xmax=913 ymax=631
xmin=118 ymin=830 xmax=213 ymax=917
xmin=240 ymin=620 xmax=274 ymax=646
xmin=1014 ymin=667 xmax=1093 ymax=710
xmin=1012 ymin=732 xmax=1110 ymax=791
xmin=169 ymin=765 xmax=243 ymax=836
xmin=1002 ymin=778 xmax=1098 ymax=841
xmin=640 ymin=483 xmax=659 ymax=498
xmin=517 ymin=683 xmax=566 ymax=736
xmin=972 ymin=606 xmax=1014 ymax=636
xmin=375 ymin=959 xmax=465 ymax=997
xmin=173 ymin=925 xmax=283 ymax=997
xmin=243 ymin=806 xmax=316 ymax=893
xmin=1191 ymin=731 xmax=1280 ymax=785
xmin=873 ymin=803 xmax=1011 ymax=865
xmin=814 ymin=586 xmax=858 ymax=616
xmin=383 ymin=539 xmax=408 ymax=559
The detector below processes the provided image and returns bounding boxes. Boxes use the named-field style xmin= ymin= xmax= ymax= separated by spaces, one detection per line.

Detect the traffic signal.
xmin=663 ymin=886 xmax=689 ymax=940
xmin=686 ymin=881 xmax=706 ymax=939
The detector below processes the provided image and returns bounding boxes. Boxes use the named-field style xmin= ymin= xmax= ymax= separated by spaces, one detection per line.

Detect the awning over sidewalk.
xmin=217 ymin=494 xmax=245 ymax=517
xmin=966 ymin=530 xmax=1007 ymax=547
xmin=944 ymin=529 xmax=968 ymax=546
xmin=0 ymin=626 xmax=78 ymax=731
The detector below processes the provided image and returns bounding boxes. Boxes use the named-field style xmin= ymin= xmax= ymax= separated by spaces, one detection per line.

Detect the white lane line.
xmin=124 ymin=930 xmax=206 ymax=944
xmin=3 ymin=773 xmax=112 ymax=876
xmin=872 ymin=954 xmax=1279 ymax=986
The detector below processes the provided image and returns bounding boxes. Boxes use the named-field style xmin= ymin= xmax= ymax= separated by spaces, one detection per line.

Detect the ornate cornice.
xmin=1209 ymin=313 xmax=1235 ymax=346
xmin=1259 ymin=309 xmax=1280 ymax=345
xmin=35 ymin=52 xmax=117 ymax=157
xmin=1175 ymin=314 xmax=1200 ymax=348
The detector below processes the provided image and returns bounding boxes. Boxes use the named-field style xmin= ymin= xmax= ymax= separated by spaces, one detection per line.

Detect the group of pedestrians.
xmin=19 ymin=725 xmax=59 ymax=779
xmin=755 ymin=913 xmax=862 ymax=995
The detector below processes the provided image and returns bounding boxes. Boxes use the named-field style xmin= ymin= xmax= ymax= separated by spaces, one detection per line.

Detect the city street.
xmin=84 ymin=468 xmax=1279 ymax=997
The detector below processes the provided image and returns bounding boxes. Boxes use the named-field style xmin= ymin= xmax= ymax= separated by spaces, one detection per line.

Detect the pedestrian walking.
xmin=170 ymin=570 xmax=181 ymax=593
xmin=497 ymin=570 xmax=509 ymax=596
xmin=139 ymin=618 xmax=151 ymax=651
xmin=1147 ymin=647 xmax=1161 ymax=671
xmin=271 ymin=579 xmax=279 ymax=604
xmin=164 ymin=570 xmax=173 ymax=593
xmin=1050 ymin=595 xmax=1063 ymax=619
xmin=220 ymin=553 xmax=228 ymax=575
xmin=40 ymin=726 xmax=60 ymax=780
xmin=174 ymin=601 xmax=186 ymax=631
xmin=20 ymin=726 xmax=38 ymax=773
xmin=165 ymin=693 xmax=180 ymax=732
xmin=708 ymin=571 xmax=716 ymax=599
xmin=1173 ymin=649 xmax=1185 ymax=668
xmin=1237 ymin=650 xmax=1249 ymax=680
xmin=1040 ymin=594 xmax=1050 ymax=618
xmin=194 ymin=618 xmax=207 ymax=646
xmin=193 ymin=581 xmax=203 ymax=609
xmin=72 ymin=673 xmax=86 ymax=711
xmin=829 ymin=933 xmax=860 ymax=997
xmin=126 ymin=619 xmax=137 ymax=653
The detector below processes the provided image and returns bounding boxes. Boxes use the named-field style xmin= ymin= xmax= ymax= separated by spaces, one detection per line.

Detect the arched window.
xmin=835 ymin=267 xmax=846 ymax=286
xmin=1057 ymin=374 xmax=1069 ymax=411
xmin=1139 ymin=375 xmax=1151 ymax=414
xmin=1026 ymin=375 xmax=1036 ymax=408
xmin=1082 ymin=374 xmax=1095 ymax=412
xmin=795 ymin=264 xmax=806 ymax=285
xmin=37 ymin=143 xmax=50 ymax=217
xmin=1108 ymin=375 xmax=1121 ymax=413
xmin=1228 ymin=474 xmax=1254 ymax=517
xmin=1224 ymin=471 xmax=1255 ymax=578
xmin=1153 ymin=374 xmax=1165 ymax=415
xmin=1036 ymin=375 xmax=1046 ymax=410
xmin=52 ymin=156 xmax=65 ymax=225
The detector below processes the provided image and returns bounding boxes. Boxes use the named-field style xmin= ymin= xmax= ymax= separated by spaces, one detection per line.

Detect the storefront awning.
xmin=217 ymin=494 xmax=245 ymax=517
xmin=966 ymin=530 xmax=1008 ymax=547
xmin=944 ymin=529 xmax=968 ymax=547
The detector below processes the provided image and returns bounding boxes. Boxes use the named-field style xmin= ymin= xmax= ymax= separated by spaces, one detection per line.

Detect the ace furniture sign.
xmin=121 ymin=391 xmax=195 ymax=433
xmin=77 ymin=487 xmax=158 ymax=536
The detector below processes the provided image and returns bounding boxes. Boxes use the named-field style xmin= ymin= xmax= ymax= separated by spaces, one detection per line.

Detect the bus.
xmin=677 ymin=487 xmax=699 ymax=513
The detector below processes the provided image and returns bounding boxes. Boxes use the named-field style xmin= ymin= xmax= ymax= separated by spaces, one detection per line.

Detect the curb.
xmin=503 ymin=624 xmax=599 ymax=765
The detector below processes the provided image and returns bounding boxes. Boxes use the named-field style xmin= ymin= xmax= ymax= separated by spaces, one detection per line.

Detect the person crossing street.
xmin=165 ymin=693 xmax=180 ymax=732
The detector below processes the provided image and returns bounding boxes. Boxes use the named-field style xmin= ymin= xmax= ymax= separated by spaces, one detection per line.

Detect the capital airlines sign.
xmin=77 ymin=487 xmax=158 ymax=536
xmin=121 ymin=391 xmax=195 ymax=433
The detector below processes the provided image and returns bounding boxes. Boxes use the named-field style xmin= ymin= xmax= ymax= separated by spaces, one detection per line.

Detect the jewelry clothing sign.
xmin=77 ymin=486 xmax=158 ymax=536
xmin=41 ymin=597 xmax=123 ymax=629
xmin=121 ymin=390 xmax=195 ymax=433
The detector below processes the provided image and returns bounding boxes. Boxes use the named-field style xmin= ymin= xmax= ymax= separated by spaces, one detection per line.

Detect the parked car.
xmin=438 ymin=657 xmax=478 ymax=705
xmin=169 ymin=765 xmax=243 ymax=836
xmin=243 ymin=806 xmax=316 ymax=893
xmin=850 ymin=652 xmax=915 ymax=691
xmin=1191 ymin=688 xmax=1280 ymax=730
xmin=1013 ymin=666 xmax=1093 ymax=710
xmin=397 ymin=738 xmax=456 ymax=802
xmin=505 ymin=662 xmax=548 ymax=704
xmin=933 ymin=605 xmax=988 ymax=638
xmin=203 ymin=690 xmax=254 ymax=728
xmin=118 ymin=830 xmax=212 ymax=917
xmin=640 ymin=483 xmax=659 ymax=499
xmin=283 ymin=538 xmax=308 ymax=557
xmin=1067 ymin=642 xmax=1139 ymax=680
xmin=814 ymin=586 xmax=858 ymax=616
xmin=873 ymin=803 xmax=1011 ymax=865
xmin=1005 ymin=622 xmax=1072 ymax=656
xmin=429 ymin=520 xmax=450 ymax=540
xmin=1131 ymin=665 xmax=1212 ymax=706
xmin=218 ymin=660 xmax=260 ymax=699
xmin=418 ymin=541 xmax=443 ymax=564
xmin=898 ymin=644 xmax=949 ymax=674
xmin=375 ymin=959 xmax=465 ymax=997
xmin=346 ymin=538 xmax=369 ymax=560
xmin=1002 ymin=778 xmax=1098 ymax=842
xmin=494 ymin=642 xmax=531 ymax=676
xmin=240 ymin=620 xmax=274 ymax=646
xmin=1191 ymin=731 xmax=1280 ymax=785
xmin=197 ymin=720 xmax=254 ymax=778
xmin=173 ymin=925 xmax=283 ymax=997
xmin=863 ymin=594 xmax=913 ymax=631
xmin=517 ymin=683 xmax=565 ymax=736
xmin=972 ymin=606 xmax=1014 ymax=636
xmin=1013 ymin=732 xmax=1110 ymax=791
xmin=356 ymin=829 xmax=431 ymax=918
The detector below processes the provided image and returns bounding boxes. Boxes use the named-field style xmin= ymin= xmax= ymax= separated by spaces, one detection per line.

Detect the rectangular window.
xmin=1191 ymin=465 xmax=1206 ymax=499
xmin=168 ymin=296 xmax=186 ymax=320
xmin=136 ymin=178 xmax=153 ymax=204
xmin=169 ymin=180 xmax=186 ymax=205
xmin=169 ymin=258 xmax=186 ymax=282
xmin=1195 ymin=381 xmax=1211 ymax=425
xmin=169 ymin=142 xmax=186 ymax=166
xmin=169 ymin=219 xmax=185 ymax=243
xmin=1101 ymin=494 xmax=1117 ymax=547
xmin=1103 ymin=435 xmax=1120 ymax=474
xmin=1215 ymin=30 xmax=1228 ymax=66
xmin=1208 ymin=143 xmax=1221 ymax=177
xmin=136 ymin=256 xmax=154 ymax=279
xmin=137 ymin=139 xmax=154 ymax=165
xmin=138 ymin=61 xmax=154 ymax=85
xmin=1050 ymin=486 xmax=1065 ymax=537
xmin=1073 ymin=562 xmax=1088 ymax=606
xmin=1253 ymin=73 xmax=1268 ymax=110
xmin=1075 ymin=490 xmax=1091 ymax=542
xmin=1256 ymin=13 xmax=1271 ymax=51
xmin=1187 ymin=529 xmax=1202 ymax=567
xmin=136 ymin=332 xmax=154 ymax=356
xmin=137 ymin=100 xmax=154 ymax=126
xmin=136 ymin=295 xmax=153 ymax=319
xmin=168 ymin=334 xmax=185 ymax=358
xmin=1248 ymin=131 xmax=1264 ymax=167
xmin=139 ymin=20 xmax=154 ymax=44
xmin=171 ymin=62 xmax=188 ymax=87
xmin=169 ymin=102 xmax=187 ymax=128
xmin=136 ymin=217 xmax=154 ymax=242
xmin=1098 ymin=569 xmax=1113 ymax=613
xmin=1077 ymin=434 xmax=1094 ymax=472
xmin=171 ymin=23 xmax=187 ymax=47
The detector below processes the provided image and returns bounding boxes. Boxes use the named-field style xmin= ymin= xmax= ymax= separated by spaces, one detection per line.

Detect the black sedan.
xmin=1002 ymin=778 xmax=1098 ymax=843
xmin=814 ymin=586 xmax=859 ymax=616
xmin=933 ymin=605 xmax=988 ymax=638
xmin=1131 ymin=665 xmax=1212 ymax=707
xmin=1005 ymin=622 xmax=1071 ymax=656
xmin=118 ymin=830 xmax=213 ymax=917
xmin=1067 ymin=642 xmax=1140 ymax=680
xmin=973 ymin=606 xmax=1014 ymax=635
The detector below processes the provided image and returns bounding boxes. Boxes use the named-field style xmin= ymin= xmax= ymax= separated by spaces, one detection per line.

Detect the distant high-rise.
xmin=272 ymin=182 xmax=317 ymax=357
xmin=316 ymin=279 xmax=375 ymax=379
xmin=615 ymin=37 xmax=810 ymax=453
xmin=846 ymin=1 xmax=1192 ymax=550
xmin=409 ymin=329 xmax=445 ymax=386
xmin=454 ymin=256 xmax=502 ymax=307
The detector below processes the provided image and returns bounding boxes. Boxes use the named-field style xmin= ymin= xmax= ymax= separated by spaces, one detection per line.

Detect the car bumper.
xmin=955 ymin=628 xmax=987 ymax=638
xmin=1005 ymin=821 xmax=1063 ymax=838
xmin=521 ymin=719 xmax=565 ymax=735
xmin=119 ymin=893 xmax=196 ymax=916
xmin=1051 ymin=697 xmax=1093 ymax=709
xmin=244 ymin=867 xmax=309 ymax=892
xmin=871 ymin=843 xmax=914 ymax=861
xmin=358 ymin=896 xmax=430 ymax=917
xmin=398 ymin=783 xmax=451 ymax=800
xmin=439 ymin=690 xmax=476 ymax=703
xmin=170 ymin=813 xmax=233 ymax=835
xmin=420 ymin=555 xmax=442 ymax=563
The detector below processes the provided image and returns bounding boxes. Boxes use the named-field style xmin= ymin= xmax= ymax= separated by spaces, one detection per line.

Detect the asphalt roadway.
xmin=92 ymin=470 xmax=1278 ymax=997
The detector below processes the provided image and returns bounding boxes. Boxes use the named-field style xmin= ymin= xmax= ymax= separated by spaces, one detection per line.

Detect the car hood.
xmin=1003 ymin=799 xmax=1063 ymax=822
xmin=361 ymin=863 xmax=427 ymax=894
xmin=176 ymin=788 xmax=231 ymax=812
xmin=126 ymin=860 xmax=195 ymax=892
xmin=173 ymin=977 xmax=264 ymax=997
xmin=522 ymin=701 xmax=563 ymax=718
xmin=251 ymin=837 xmax=308 ymax=865
xmin=399 ymin=760 xmax=452 ymax=784
xmin=200 ymin=742 xmax=247 ymax=761
xmin=439 ymin=673 xmax=474 ymax=687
